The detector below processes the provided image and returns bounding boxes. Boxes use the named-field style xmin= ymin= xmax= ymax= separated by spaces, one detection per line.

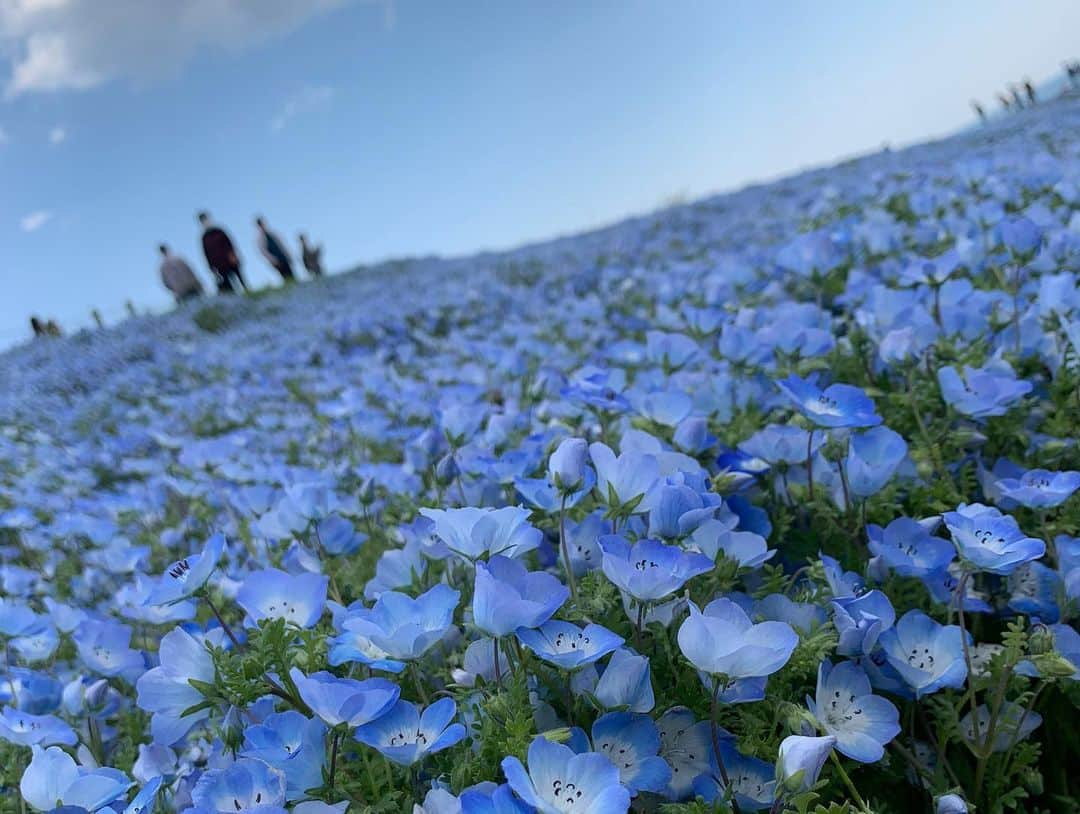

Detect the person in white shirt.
xmin=158 ymin=243 xmax=204 ymax=304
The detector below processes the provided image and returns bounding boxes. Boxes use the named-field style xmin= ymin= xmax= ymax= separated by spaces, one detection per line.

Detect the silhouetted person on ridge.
xmin=1024 ymin=79 xmax=1036 ymax=105
xmin=971 ymin=100 xmax=986 ymax=121
xmin=30 ymin=316 xmax=45 ymax=337
xmin=1009 ymin=84 xmax=1024 ymax=109
xmin=997 ymin=92 xmax=1012 ymax=112
xmin=158 ymin=243 xmax=204 ymax=304
xmin=256 ymin=217 xmax=294 ymax=281
xmin=199 ymin=211 xmax=247 ymax=294
xmin=299 ymin=233 xmax=324 ymax=277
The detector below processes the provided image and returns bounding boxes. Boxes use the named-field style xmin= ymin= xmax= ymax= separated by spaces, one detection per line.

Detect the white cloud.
xmin=47 ymin=124 xmax=63 ymax=143
xmin=0 ymin=0 xmax=354 ymax=97
xmin=19 ymin=209 xmax=52 ymax=231
xmin=271 ymin=84 xmax=334 ymax=132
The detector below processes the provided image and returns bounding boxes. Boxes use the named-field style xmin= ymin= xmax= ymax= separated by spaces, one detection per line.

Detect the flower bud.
xmin=548 ymin=438 xmax=588 ymax=492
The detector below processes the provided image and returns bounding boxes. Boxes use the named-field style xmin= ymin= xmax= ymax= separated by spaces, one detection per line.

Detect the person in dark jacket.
xmin=198 ymin=211 xmax=247 ymax=294
xmin=256 ymin=217 xmax=295 ymax=281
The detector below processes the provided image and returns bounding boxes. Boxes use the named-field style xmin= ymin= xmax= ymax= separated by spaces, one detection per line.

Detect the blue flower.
xmin=879 ymin=610 xmax=968 ymax=698
xmin=419 ymin=507 xmax=542 ymax=561
xmin=831 ymin=590 xmax=895 ymax=657
xmin=329 ymin=583 xmax=459 ymax=670
xmin=472 ymin=556 xmax=569 ymax=637
xmin=689 ymin=522 xmax=775 ymax=570
xmin=288 ymin=668 xmax=400 ymax=728
xmin=236 ymin=569 xmax=328 ymax=629
xmin=588 ymin=443 xmax=660 ymax=512
xmin=591 ymin=712 xmax=671 ymax=795
xmin=846 ymin=427 xmax=907 ymax=497
xmin=135 ymin=626 xmax=215 ymax=745
xmin=998 ymin=215 xmax=1043 ymax=256
xmin=315 ymin=514 xmax=366 ymax=556
xmin=549 ymin=438 xmax=591 ymax=492
xmin=677 ymin=597 xmax=798 ymax=679
xmin=19 ymin=745 xmax=132 ymax=813
xmin=123 ymin=776 xmax=163 ymax=814
xmin=1008 ymin=562 xmax=1062 ymax=622
xmin=937 ymin=364 xmax=1032 ymax=419
xmin=692 ymin=742 xmax=775 ymax=811
xmin=241 ymin=711 xmax=326 ymax=800
xmin=867 ymin=517 xmax=955 ymax=578
xmin=995 ymin=469 xmax=1080 ymax=509
xmin=673 ymin=416 xmax=715 ymax=455
xmin=516 ymin=620 xmax=623 ymax=671
xmin=0 ymin=707 xmax=77 ymax=747
xmin=936 ymin=793 xmax=970 ymax=813
xmin=593 ymin=649 xmax=654 ymax=713
xmin=807 ymin=661 xmax=900 ymax=763
xmin=143 ymin=533 xmax=226 ymax=606
xmin=598 ymin=536 xmax=713 ymax=603
xmin=776 ymin=375 xmax=882 ymax=429
xmin=189 ymin=757 xmax=286 ymax=813
xmin=655 ymin=707 xmax=717 ymax=801
xmin=959 ymin=702 xmax=1042 ymax=753
xmin=942 ymin=503 xmax=1045 ymax=575
xmin=355 ymin=698 xmax=466 ymax=766
xmin=501 ymin=736 xmax=631 ymax=813
xmin=459 ymin=784 xmax=531 ymax=813
xmin=776 ymin=735 xmax=835 ymax=793
xmin=646 ymin=483 xmax=720 ymax=539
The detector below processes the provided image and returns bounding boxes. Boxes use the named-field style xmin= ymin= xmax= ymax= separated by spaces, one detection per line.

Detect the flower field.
xmin=3 ymin=96 xmax=1080 ymax=814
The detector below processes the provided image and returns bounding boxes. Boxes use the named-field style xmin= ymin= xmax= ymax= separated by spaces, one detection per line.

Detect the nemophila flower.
xmin=775 ymin=374 xmax=882 ymax=429
xmin=937 ymin=364 xmax=1032 ymax=418
xmin=807 ymin=661 xmax=900 ymax=763
xmin=418 ymin=507 xmax=542 ymax=561
xmin=11 ymin=618 xmax=60 ymax=664
xmin=144 ymin=533 xmax=225 ymax=606
xmin=451 ymin=637 xmax=511 ymax=687
xmin=646 ymin=482 xmax=719 ymax=539
xmin=920 ymin=567 xmax=993 ymax=613
xmin=739 ymin=424 xmax=825 ymax=468
xmin=959 ymin=702 xmax=1042 ymax=753
xmin=879 ymin=610 xmax=968 ymax=698
xmin=364 ymin=537 xmax=426 ymax=601
xmin=131 ymin=743 xmax=176 ymax=785
xmin=995 ymin=468 xmax=1080 ymax=509
xmin=472 ymin=556 xmax=568 ymax=637
xmin=942 ymin=503 xmax=1045 ymax=575
xmin=998 ymin=215 xmax=1043 ymax=256
xmin=501 ymin=735 xmax=631 ymax=813
xmin=235 ymin=569 xmax=328 ymax=629
xmin=588 ymin=443 xmax=660 ymax=511
xmin=688 ymin=522 xmax=774 ymax=570
xmin=241 ymin=711 xmax=326 ymax=800
xmin=355 ymin=698 xmax=465 ymax=766
xmin=846 ymin=426 xmax=907 ymax=497
xmin=867 ymin=517 xmax=955 ymax=578
xmin=754 ymin=594 xmax=827 ymax=636
xmin=692 ymin=742 xmax=775 ymax=812
xmin=20 ymin=745 xmax=133 ymax=812
xmin=776 ymin=735 xmax=835 ymax=793
xmin=678 ymin=597 xmax=798 ymax=679
xmin=0 ymin=708 xmax=76 ymax=747
xmin=1008 ymin=562 xmax=1062 ymax=622
xmin=673 ymin=416 xmax=715 ymax=455
xmin=189 ymin=758 xmax=286 ymax=813
xmin=124 ymin=776 xmax=163 ymax=814
xmin=655 ymin=707 xmax=716 ymax=801
xmin=560 ymin=512 xmax=608 ymax=577
xmin=548 ymin=438 xmax=590 ymax=492
xmin=288 ymin=668 xmax=400 ymax=729
xmin=590 ymin=712 xmax=671 ymax=795
xmin=820 ymin=553 xmax=865 ymax=598
xmin=598 ymin=536 xmax=712 ymax=603
xmin=314 ymin=514 xmax=366 ymax=556
xmin=135 ymin=626 xmax=215 ymax=745
xmin=936 ymin=793 xmax=969 ymax=814
xmin=329 ymin=584 xmax=459 ymax=671
xmin=831 ymin=590 xmax=896 ymax=657
xmin=593 ymin=649 xmax=654 ymax=713
xmin=516 ymin=621 xmax=623 ymax=671
xmin=1 ymin=669 xmax=62 ymax=716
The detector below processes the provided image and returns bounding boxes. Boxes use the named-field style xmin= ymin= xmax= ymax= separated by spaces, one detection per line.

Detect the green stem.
xmin=710 ymin=679 xmax=741 ymax=814
xmin=558 ymin=493 xmax=579 ymax=606
xmin=829 ymin=751 xmax=870 ymax=813
xmin=806 ymin=429 xmax=816 ymax=501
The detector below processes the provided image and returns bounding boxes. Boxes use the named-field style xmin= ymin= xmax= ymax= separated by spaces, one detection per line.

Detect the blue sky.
xmin=1 ymin=1 xmax=1078 ymax=346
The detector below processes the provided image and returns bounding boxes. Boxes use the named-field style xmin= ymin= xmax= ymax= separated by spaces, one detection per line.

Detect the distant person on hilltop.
xmin=997 ymin=92 xmax=1012 ymax=112
xmin=158 ymin=243 xmax=204 ymax=304
xmin=30 ymin=316 xmax=46 ymax=337
xmin=256 ymin=217 xmax=295 ymax=282
xmin=1067 ymin=61 xmax=1080 ymax=89
xmin=1024 ymin=78 xmax=1037 ymax=105
xmin=299 ymin=233 xmax=324 ymax=277
xmin=971 ymin=100 xmax=986 ymax=121
xmin=198 ymin=211 xmax=247 ymax=294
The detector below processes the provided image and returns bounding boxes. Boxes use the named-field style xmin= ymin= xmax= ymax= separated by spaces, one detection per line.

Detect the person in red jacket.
xmin=198 ymin=211 xmax=247 ymax=294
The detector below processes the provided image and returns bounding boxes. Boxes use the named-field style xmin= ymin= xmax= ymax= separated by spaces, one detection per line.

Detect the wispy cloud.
xmin=271 ymin=84 xmax=335 ymax=132
xmin=48 ymin=126 xmax=66 ymax=144
xmin=19 ymin=210 xmax=53 ymax=233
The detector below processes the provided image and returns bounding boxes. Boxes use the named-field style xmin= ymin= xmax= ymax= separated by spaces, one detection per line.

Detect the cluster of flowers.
xmin=2 ymin=95 xmax=1080 ymax=814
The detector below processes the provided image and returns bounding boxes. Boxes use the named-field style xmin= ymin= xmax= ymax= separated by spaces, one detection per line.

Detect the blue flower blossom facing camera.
xmin=143 ymin=533 xmax=226 ymax=606
xmin=995 ymin=469 xmax=1080 ymax=509
xmin=501 ymin=736 xmax=631 ymax=813
xmin=807 ymin=660 xmax=900 ymax=763
xmin=598 ymin=536 xmax=713 ymax=603
xmin=235 ymin=568 xmax=328 ymax=629
xmin=942 ymin=503 xmax=1045 ymax=575
xmin=189 ymin=757 xmax=286 ymax=813
xmin=879 ymin=610 xmax=968 ymax=698
xmin=937 ymin=364 xmax=1032 ymax=419
xmin=677 ymin=597 xmax=798 ymax=679
xmin=516 ymin=620 xmax=623 ymax=671
xmin=473 ymin=556 xmax=568 ymax=637
xmin=866 ymin=517 xmax=955 ymax=578
xmin=355 ymin=698 xmax=466 ymax=766
xmin=776 ymin=375 xmax=882 ymax=429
